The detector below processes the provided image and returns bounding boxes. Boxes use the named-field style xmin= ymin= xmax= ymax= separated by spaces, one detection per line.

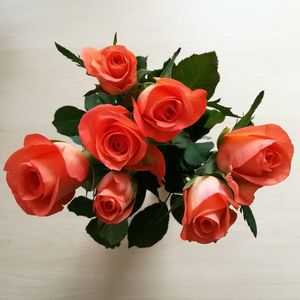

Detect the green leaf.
xmin=84 ymin=86 xmax=100 ymax=97
xmin=170 ymin=194 xmax=184 ymax=224
xmin=233 ymin=91 xmax=264 ymax=130
xmin=147 ymin=59 xmax=171 ymax=82
xmin=55 ymin=42 xmax=84 ymax=67
xmin=52 ymin=106 xmax=85 ymax=137
xmin=195 ymin=152 xmax=218 ymax=176
xmin=217 ymin=127 xmax=231 ymax=148
xmin=113 ymin=32 xmax=117 ymax=45
xmin=194 ymin=151 xmax=226 ymax=180
xmin=137 ymin=69 xmax=151 ymax=82
xmin=84 ymin=93 xmax=116 ymax=110
xmin=172 ymin=52 xmax=220 ymax=99
xmin=184 ymin=142 xmax=214 ymax=167
xmin=70 ymin=135 xmax=82 ymax=145
xmin=82 ymin=163 xmax=109 ymax=191
xmin=128 ymin=203 xmax=169 ymax=248
xmin=240 ymin=205 xmax=257 ymax=238
xmin=68 ymin=196 xmax=94 ymax=218
xmin=130 ymin=180 xmax=147 ymax=216
xmin=136 ymin=56 xmax=148 ymax=70
xmin=207 ymin=99 xmax=240 ymax=118
xmin=86 ymin=218 xmax=128 ymax=248
xmin=98 ymin=220 xmax=128 ymax=246
xmin=159 ymin=146 xmax=188 ymax=193
xmin=183 ymin=176 xmax=198 ymax=190
xmin=172 ymin=131 xmax=192 ymax=149
xmin=160 ymin=48 xmax=181 ymax=78
xmin=204 ymin=109 xmax=225 ymax=128
xmin=137 ymin=171 xmax=160 ymax=198
xmin=185 ymin=109 xmax=225 ymax=142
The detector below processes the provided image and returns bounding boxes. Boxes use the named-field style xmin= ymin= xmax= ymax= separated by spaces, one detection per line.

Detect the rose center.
xmin=109 ymin=134 xmax=128 ymax=155
xmin=101 ymin=200 xmax=116 ymax=212
xmin=261 ymin=149 xmax=281 ymax=172
xmin=97 ymin=199 xmax=119 ymax=220
xmin=197 ymin=217 xmax=216 ymax=234
xmin=24 ymin=167 xmax=43 ymax=197
xmin=27 ymin=169 xmax=40 ymax=192
xmin=17 ymin=163 xmax=44 ymax=201
xmin=153 ymin=99 xmax=182 ymax=122
xmin=107 ymin=53 xmax=128 ymax=78
xmin=111 ymin=54 xmax=125 ymax=65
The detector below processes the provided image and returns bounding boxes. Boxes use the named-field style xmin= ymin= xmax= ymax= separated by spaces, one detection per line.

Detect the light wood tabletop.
xmin=0 ymin=1 xmax=299 ymax=299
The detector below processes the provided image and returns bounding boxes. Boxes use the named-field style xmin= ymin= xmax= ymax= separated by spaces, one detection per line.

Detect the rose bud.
xmin=133 ymin=78 xmax=207 ymax=142
xmin=78 ymin=104 xmax=165 ymax=184
xmin=217 ymin=124 xmax=294 ymax=206
xmin=4 ymin=134 xmax=89 ymax=216
xmin=80 ymin=45 xmax=137 ymax=95
xmin=93 ymin=171 xmax=136 ymax=224
xmin=181 ymin=176 xmax=237 ymax=244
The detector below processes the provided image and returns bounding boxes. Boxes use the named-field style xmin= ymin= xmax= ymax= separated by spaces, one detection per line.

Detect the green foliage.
xmin=84 ymin=86 xmax=100 ymax=97
xmin=185 ymin=109 xmax=225 ymax=142
xmin=172 ymin=131 xmax=191 ymax=149
xmin=172 ymin=52 xmax=220 ymax=99
xmin=68 ymin=196 xmax=94 ymax=218
xmin=195 ymin=152 xmax=226 ymax=181
xmin=55 ymin=42 xmax=84 ymax=67
xmin=204 ymin=109 xmax=226 ymax=128
xmin=159 ymin=146 xmax=189 ymax=193
xmin=172 ymin=133 xmax=215 ymax=172
xmin=183 ymin=142 xmax=214 ymax=167
xmin=170 ymin=194 xmax=184 ymax=224
xmin=183 ymin=176 xmax=198 ymax=190
xmin=81 ymin=162 xmax=109 ymax=192
xmin=240 ymin=205 xmax=257 ymax=238
xmin=137 ymin=69 xmax=151 ymax=82
xmin=130 ymin=179 xmax=147 ymax=216
xmin=84 ymin=93 xmax=116 ymax=110
xmin=207 ymin=99 xmax=240 ymax=118
xmin=70 ymin=135 xmax=82 ymax=145
xmin=86 ymin=218 xmax=128 ymax=248
xmin=136 ymin=56 xmax=148 ymax=70
xmin=217 ymin=127 xmax=231 ymax=148
xmin=128 ymin=203 xmax=169 ymax=248
xmin=137 ymin=171 xmax=160 ymax=198
xmin=160 ymin=48 xmax=181 ymax=78
xmin=147 ymin=59 xmax=171 ymax=82
xmin=113 ymin=32 xmax=117 ymax=45
xmin=233 ymin=91 xmax=264 ymax=130
xmin=195 ymin=152 xmax=218 ymax=175
xmin=52 ymin=106 xmax=85 ymax=139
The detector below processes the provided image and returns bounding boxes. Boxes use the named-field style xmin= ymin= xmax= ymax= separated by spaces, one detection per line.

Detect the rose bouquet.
xmin=4 ymin=34 xmax=294 ymax=248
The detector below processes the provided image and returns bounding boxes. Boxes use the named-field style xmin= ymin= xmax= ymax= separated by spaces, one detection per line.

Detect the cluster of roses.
xmin=4 ymin=40 xmax=293 ymax=247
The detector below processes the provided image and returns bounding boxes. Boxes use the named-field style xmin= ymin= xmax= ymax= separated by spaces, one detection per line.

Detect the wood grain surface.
xmin=0 ymin=1 xmax=299 ymax=299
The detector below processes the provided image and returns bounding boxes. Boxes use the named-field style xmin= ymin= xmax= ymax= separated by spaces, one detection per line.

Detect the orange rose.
xmin=80 ymin=45 xmax=137 ymax=95
xmin=4 ymin=134 xmax=89 ymax=216
xmin=78 ymin=104 xmax=165 ymax=184
xmin=94 ymin=171 xmax=136 ymax=224
xmin=181 ymin=176 xmax=237 ymax=244
xmin=217 ymin=124 xmax=294 ymax=206
xmin=133 ymin=78 xmax=207 ymax=142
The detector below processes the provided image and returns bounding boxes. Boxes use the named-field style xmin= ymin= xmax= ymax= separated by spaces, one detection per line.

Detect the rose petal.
xmin=55 ymin=142 xmax=89 ymax=182
xmin=217 ymin=136 xmax=275 ymax=172
xmin=228 ymin=173 xmax=261 ymax=206
xmin=24 ymin=134 xmax=53 ymax=147
xmin=128 ymin=143 xmax=166 ymax=186
xmin=80 ymin=47 xmax=98 ymax=76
